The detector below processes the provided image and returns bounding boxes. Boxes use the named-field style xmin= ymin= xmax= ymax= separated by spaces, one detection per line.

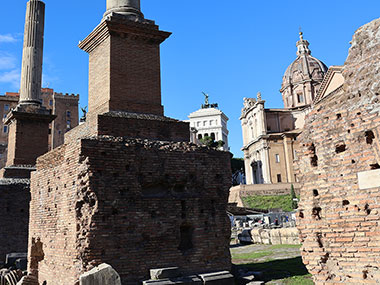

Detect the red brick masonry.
xmin=29 ymin=137 xmax=232 ymax=284
xmin=296 ymin=18 xmax=380 ymax=284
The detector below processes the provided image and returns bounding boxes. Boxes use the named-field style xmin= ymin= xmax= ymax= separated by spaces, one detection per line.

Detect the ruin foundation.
xmin=296 ymin=18 xmax=380 ymax=284
xmin=0 ymin=179 xmax=30 ymax=262
xmin=28 ymin=135 xmax=232 ymax=284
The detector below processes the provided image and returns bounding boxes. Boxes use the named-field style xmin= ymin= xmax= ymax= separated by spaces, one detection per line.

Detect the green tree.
xmin=199 ymin=135 xmax=225 ymax=149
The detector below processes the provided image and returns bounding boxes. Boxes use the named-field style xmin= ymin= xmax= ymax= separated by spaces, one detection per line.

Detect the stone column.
xmin=104 ymin=0 xmax=144 ymax=20
xmin=19 ymin=0 xmax=45 ymax=105
xmin=1 ymin=0 xmax=55 ymax=176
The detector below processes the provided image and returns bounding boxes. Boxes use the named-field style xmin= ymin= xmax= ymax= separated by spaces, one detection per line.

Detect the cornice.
xmin=79 ymin=17 xmax=171 ymax=54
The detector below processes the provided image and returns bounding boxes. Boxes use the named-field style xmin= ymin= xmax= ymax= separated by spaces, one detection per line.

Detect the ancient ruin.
xmin=26 ymin=0 xmax=232 ymax=284
xmin=0 ymin=0 xmax=55 ymax=263
xmin=296 ymin=18 xmax=380 ymax=284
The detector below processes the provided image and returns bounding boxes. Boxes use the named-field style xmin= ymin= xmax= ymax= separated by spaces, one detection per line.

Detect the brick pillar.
xmin=5 ymin=105 xmax=55 ymax=167
xmin=79 ymin=15 xmax=171 ymax=118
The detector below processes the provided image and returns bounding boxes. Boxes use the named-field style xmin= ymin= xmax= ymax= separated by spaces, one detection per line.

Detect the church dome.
xmin=281 ymin=32 xmax=328 ymax=108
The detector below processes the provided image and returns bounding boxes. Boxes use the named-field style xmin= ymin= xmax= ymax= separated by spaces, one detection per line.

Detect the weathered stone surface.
xmin=29 ymin=138 xmax=232 ymax=284
xmin=142 ymin=275 xmax=202 ymax=285
xmin=80 ymin=263 xmax=121 ymax=285
xmin=248 ymin=228 xmax=300 ymax=245
xmin=296 ymin=17 xmax=380 ymax=284
xmin=150 ymin=267 xmax=180 ymax=280
xmin=198 ymin=271 xmax=234 ymax=285
xmin=357 ymin=169 xmax=380 ymax=189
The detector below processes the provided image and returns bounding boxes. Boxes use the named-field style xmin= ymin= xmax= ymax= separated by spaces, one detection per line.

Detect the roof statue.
xmin=201 ymin=92 xmax=218 ymax=109
xmin=257 ymin=92 xmax=262 ymax=101
xmin=202 ymin=92 xmax=209 ymax=105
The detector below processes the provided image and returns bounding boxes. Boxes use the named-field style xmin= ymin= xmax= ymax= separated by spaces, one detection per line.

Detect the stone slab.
xmin=143 ymin=275 xmax=202 ymax=285
xmin=80 ymin=263 xmax=121 ymax=285
xmin=357 ymin=169 xmax=380 ymax=189
xmin=198 ymin=271 xmax=235 ymax=285
xmin=150 ymin=267 xmax=180 ymax=280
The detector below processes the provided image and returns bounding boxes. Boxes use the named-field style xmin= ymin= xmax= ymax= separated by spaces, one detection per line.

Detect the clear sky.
xmin=0 ymin=0 xmax=379 ymax=157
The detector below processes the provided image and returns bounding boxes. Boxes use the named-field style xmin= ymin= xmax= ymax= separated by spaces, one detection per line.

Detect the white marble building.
xmin=188 ymin=95 xmax=229 ymax=151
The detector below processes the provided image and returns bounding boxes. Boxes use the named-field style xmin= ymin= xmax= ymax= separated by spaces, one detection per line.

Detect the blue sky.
xmin=0 ymin=1 xmax=379 ymax=157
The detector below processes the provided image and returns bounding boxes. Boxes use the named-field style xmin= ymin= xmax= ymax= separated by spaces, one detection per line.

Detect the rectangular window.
xmin=197 ymin=122 xmax=200 ymax=127
xmin=297 ymin=93 xmax=304 ymax=103
xmin=49 ymin=100 xmax=53 ymax=106
xmin=209 ymin=120 xmax=213 ymax=126
xmin=275 ymin=154 xmax=280 ymax=163
xmin=203 ymin=121 xmax=207 ymax=126
xmin=4 ymin=104 xmax=9 ymax=111
xmin=277 ymin=174 xmax=282 ymax=183
xmin=66 ymin=120 xmax=71 ymax=129
xmin=3 ymin=125 xmax=7 ymax=133
xmin=66 ymin=110 xmax=71 ymax=118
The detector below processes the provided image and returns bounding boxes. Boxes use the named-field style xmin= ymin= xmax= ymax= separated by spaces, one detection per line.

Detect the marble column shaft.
xmin=104 ymin=0 xmax=143 ymax=19
xmin=19 ymin=0 xmax=45 ymax=105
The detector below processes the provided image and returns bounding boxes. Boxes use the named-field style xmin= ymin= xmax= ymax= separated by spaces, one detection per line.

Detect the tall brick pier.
xmin=27 ymin=1 xmax=232 ymax=284
xmin=296 ymin=18 xmax=380 ymax=284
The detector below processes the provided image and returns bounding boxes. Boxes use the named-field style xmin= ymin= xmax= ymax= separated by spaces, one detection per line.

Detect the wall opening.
xmin=365 ymin=130 xmax=375 ymax=145
xmin=178 ymin=224 xmax=194 ymax=252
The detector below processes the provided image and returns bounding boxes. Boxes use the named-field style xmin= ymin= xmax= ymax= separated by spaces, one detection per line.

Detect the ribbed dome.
xmin=280 ymin=32 xmax=328 ymax=109
xmin=282 ymin=33 xmax=328 ymax=89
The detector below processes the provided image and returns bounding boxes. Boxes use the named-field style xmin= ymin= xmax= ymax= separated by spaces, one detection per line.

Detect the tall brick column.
xmin=79 ymin=4 xmax=170 ymax=118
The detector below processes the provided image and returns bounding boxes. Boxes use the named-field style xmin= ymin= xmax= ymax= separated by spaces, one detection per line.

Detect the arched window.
xmin=198 ymin=134 xmax=203 ymax=140
xmin=211 ymin=133 xmax=216 ymax=140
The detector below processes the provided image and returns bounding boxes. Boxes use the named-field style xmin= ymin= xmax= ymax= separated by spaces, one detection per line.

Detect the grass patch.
xmin=283 ymin=274 xmax=314 ymax=284
xmin=242 ymin=194 xmax=296 ymax=212
xmin=234 ymin=257 xmax=311 ymax=283
xmin=270 ymin=244 xmax=302 ymax=250
xmin=232 ymin=250 xmax=273 ymax=260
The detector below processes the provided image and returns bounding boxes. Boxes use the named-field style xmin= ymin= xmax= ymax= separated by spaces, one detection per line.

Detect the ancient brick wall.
xmin=296 ymin=18 xmax=380 ymax=284
xmin=0 ymin=179 xmax=30 ymax=262
xmin=29 ymin=137 xmax=232 ymax=284
xmin=6 ymin=117 xmax=51 ymax=166
xmin=65 ymin=112 xmax=190 ymax=143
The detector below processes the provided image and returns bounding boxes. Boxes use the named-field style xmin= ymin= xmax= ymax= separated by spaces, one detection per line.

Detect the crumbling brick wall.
xmin=296 ymin=18 xmax=380 ymax=284
xmin=29 ymin=137 xmax=232 ymax=284
xmin=0 ymin=179 xmax=30 ymax=262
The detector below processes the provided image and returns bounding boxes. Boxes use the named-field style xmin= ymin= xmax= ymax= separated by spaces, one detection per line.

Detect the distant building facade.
xmin=241 ymin=33 xmax=328 ymax=185
xmin=0 ymin=88 xmax=79 ymax=166
xmin=188 ymin=95 xmax=229 ymax=151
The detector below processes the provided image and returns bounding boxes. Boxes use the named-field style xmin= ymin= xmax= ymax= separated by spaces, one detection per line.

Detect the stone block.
xmin=6 ymin=253 xmax=27 ymax=267
xmin=143 ymin=275 xmax=202 ymax=285
xmin=15 ymin=258 xmax=27 ymax=271
xmin=150 ymin=267 xmax=180 ymax=280
xmin=79 ymin=263 xmax=121 ymax=285
xmin=16 ymin=274 xmax=39 ymax=285
xmin=357 ymin=169 xmax=380 ymax=189
xmin=198 ymin=271 xmax=235 ymax=285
